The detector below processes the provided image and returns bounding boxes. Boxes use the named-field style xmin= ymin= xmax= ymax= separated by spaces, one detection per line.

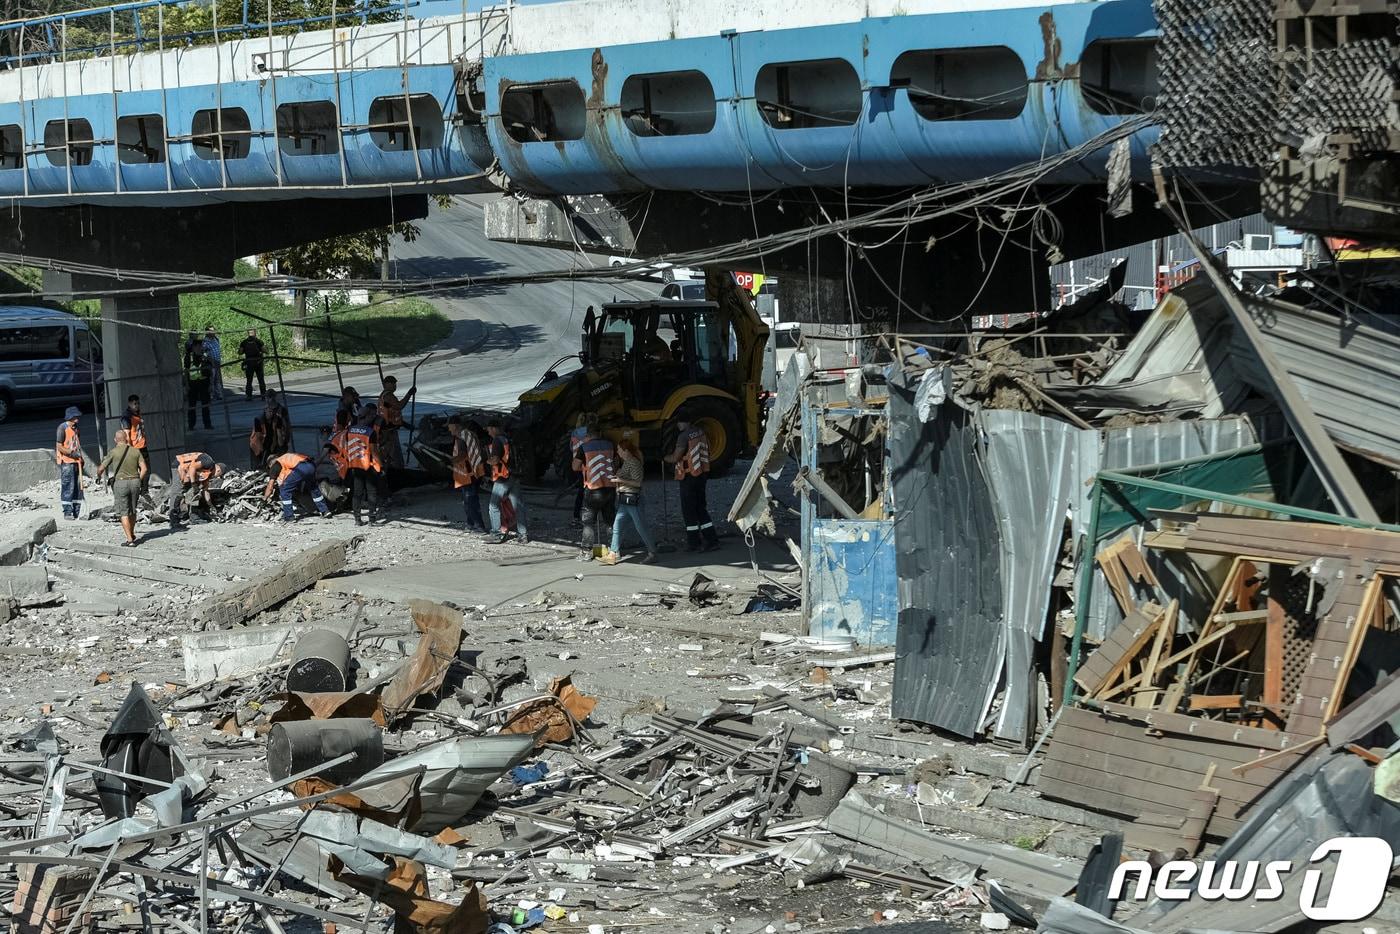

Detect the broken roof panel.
xmin=1232 ymin=296 xmax=1400 ymax=468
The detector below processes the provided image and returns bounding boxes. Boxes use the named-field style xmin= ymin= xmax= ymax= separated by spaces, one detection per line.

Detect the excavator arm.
xmin=705 ymin=269 xmax=771 ymax=448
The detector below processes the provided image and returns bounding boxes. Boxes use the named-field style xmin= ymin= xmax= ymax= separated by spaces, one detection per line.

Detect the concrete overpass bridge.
xmin=0 ymin=0 xmax=1250 ymax=474
xmin=0 ymin=0 xmax=1159 ymax=205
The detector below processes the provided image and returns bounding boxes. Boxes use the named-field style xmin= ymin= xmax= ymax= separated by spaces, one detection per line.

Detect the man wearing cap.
xmin=55 ymin=406 xmax=85 ymax=519
xmin=377 ymin=375 xmax=414 ymax=471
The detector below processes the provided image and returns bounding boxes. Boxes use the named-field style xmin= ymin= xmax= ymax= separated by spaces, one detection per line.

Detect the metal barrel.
xmin=266 ymin=718 xmax=383 ymax=785
xmin=286 ymin=628 xmax=352 ymax=694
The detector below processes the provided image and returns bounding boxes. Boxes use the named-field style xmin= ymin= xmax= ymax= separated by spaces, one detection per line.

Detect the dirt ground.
xmin=0 ymin=462 xmax=1042 ymax=934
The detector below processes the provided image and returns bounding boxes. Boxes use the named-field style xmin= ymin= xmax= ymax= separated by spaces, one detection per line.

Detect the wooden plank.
xmin=1138 ymin=599 xmax=1176 ymax=709
xmin=1327 ymin=669 xmax=1400 ymax=749
xmin=1189 ymin=694 xmax=1244 ymax=710
xmin=1036 ymin=767 xmax=1244 ymax=839
xmin=1231 ymin=735 xmax=1325 ymax=775
xmin=1053 ymin=710 xmax=1289 ymax=775
xmin=1165 ymin=558 xmax=1245 ymax=713
xmin=1152 ymin=623 xmax=1238 ymax=676
xmin=1046 ymin=720 xmax=1282 ymax=804
xmin=1094 ymin=700 xmax=1301 ymax=749
xmin=1212 ymin=609 xmax=1268 ymax=625
xmin=1074 ymin=604 xmax=1162 ymax=696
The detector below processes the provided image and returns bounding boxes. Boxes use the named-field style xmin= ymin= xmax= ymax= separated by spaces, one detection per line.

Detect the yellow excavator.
xmin=510 ymin=270 xmax=770 ymax=478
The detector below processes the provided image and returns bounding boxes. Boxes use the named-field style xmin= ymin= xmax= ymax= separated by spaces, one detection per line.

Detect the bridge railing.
xmin=0 ymin=0 xmax=438 ymax=67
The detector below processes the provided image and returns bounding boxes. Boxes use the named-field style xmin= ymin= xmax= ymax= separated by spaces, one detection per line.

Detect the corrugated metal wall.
xmin=1049 ymin=215 xmax=1276 ymax=309
xmin=889 ymin=370 xmax=1004 ymax=738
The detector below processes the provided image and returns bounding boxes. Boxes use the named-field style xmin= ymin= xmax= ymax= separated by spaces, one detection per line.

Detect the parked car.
xmin=661 ymin=279 xmax=707 ymax=301
xmin=0 ymin=306 xmax=102 ymax=423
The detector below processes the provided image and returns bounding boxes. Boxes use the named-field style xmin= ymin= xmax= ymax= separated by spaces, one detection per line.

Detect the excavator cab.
xmin=514 ymin=271 xmax=769 ymax=478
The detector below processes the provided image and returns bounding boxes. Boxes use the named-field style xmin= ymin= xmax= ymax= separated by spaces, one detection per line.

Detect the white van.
xmin=0 ymin=306 xmax=102 ymax=423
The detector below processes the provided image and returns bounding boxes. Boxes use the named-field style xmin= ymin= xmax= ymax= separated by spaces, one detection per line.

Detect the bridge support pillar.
xmin=100 ymin=294 xmax=186 ymax=483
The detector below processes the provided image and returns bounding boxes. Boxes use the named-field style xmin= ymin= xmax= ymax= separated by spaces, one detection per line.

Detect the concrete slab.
xmin=0 ymin=516 xmax=56 ymax=566
xmin=0 ymin=449 xmax=57 ymax=495
xmin=197 ymin=538 xmax=350 ymax=629
xmin=0 ymin=566 xmax=48 ymax=599
xmin=181 ymin=618 xmax=359 ymax=685
xmin=314 ymin=544 xmax=782 ymax=610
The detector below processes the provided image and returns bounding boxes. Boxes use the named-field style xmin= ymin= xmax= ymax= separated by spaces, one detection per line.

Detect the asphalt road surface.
xmin=0 ymin=194 xmax=659 ymax=457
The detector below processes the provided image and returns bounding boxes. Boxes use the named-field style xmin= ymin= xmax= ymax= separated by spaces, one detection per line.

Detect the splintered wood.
xmin=1047 ymin=513 xmax=1400 ymax=854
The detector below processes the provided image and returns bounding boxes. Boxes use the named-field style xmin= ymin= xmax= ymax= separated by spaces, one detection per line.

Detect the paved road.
xmin=0 ymin=193 xmax=658 ymax=459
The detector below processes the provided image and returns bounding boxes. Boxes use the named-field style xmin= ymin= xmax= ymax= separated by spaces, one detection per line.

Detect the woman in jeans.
xmin=602 ymin=439 xmax=657 ymax=565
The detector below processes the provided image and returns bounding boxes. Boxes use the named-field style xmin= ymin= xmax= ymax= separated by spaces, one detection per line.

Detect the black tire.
xmin=668 ymin=397 xmax=741 ymax=477
xmin=0 ymin=390 xmax=11 ymax=424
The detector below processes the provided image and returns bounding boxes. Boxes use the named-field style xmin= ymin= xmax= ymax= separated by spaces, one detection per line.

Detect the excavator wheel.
xmin=666 ymin=398 xmax=741 ymax=477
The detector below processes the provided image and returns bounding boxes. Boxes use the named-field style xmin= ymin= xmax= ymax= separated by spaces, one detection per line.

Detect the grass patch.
xmin=67 ymin=263 xmax=451 ymax=373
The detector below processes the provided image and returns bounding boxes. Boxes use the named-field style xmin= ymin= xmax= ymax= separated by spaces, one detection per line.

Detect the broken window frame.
xmin=890 ymin=46 xmax=1029 ymax=121
xmin=41 ymin=118 xmax=94 ymax=167
xmin=275 ymin=100 xmax=340 ymax=157
xmin=755 ymin=58 xmax=863 ymax=130
xmin=367 ymin=94 xmax=445 ymax=152
xmin=189 ymin=107 xmax=253 ymax=161
xmin=115 ymin=113 xmax=166 ymax=165
xmin=1080 ymin=38 xmax=1159 ymax=116
xmin=499 ymin=81 xmax=587 ymax=144
xmin=619 ymin=70 xmax=718 ymax=138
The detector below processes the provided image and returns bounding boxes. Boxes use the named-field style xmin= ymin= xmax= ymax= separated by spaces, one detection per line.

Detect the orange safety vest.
xmin=326 ymin=430 xmax=350 ymax=479
xmin=379 ymin=391 xmax=405 ymax=428
xmin=249 ymin=421 xmax=266 ymax=456
xmin=56 ymin=423 xmax=82 ymax=465
xmin=675 ymin=427 xmax=710 ymax=480
xmin=568 ymin=426 xmax=588 ymax=458
xmin=344 ymin=425 xmax=380 ymax=472
xmin=275 ymin=452 xmax=309 ymax=484
xmin=176 ymin=452 xmax=215 ymax=484
xmin=490 ymin=435 xmax=512 ymax=482
xmin=580 ymin=438 xmax=616 ymax=491
xmin=453 ymin=433 xmax=485 ymax=488
xmin=125 ymin=414 xmax=147 ymax=450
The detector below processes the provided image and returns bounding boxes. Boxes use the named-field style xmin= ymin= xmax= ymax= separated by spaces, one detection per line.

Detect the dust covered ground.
xmin=0 ymin=462 xmax=1071 ymax=934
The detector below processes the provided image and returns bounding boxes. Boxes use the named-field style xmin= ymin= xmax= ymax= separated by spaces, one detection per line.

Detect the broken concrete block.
xmin=979 ymin=912 xmax=1010 ymax=930
xmin=181 ymin=618 xmax=358 ymax=685
xmin=194 ymin=539 xmax=349 ymax=629
xmin=0 ymin=516 xmax=57 ymax=567
xmin=0 ymin=566 xmax=49 ymax=599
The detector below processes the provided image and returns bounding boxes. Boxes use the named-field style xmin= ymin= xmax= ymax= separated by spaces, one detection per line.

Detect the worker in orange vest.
xmin=567 ymin=414 xmax=589 ymax=525
xmin=377 ymin=375 xmax=414 ymax=471
xmin=119 ymin=394 xmax=150 ymax=490
xmin=342 ymin=407 xmax=383 ymax=526
xmin=449 ymin=415 xmax=488 ymax=533
xmin=55 ymin=406 xmax=85 ymax=519
xmin=664 ymin=420 xmax=719 ymax=552
xmin=262 ymin=452 xmax=330 ymax=522
xmin=166 ymin=452 xmax=223 ymax=529
xmin=484 ymin=418 xmax=528 ymax=544
xmin=572 ymin=417 xmax=617 ymax=561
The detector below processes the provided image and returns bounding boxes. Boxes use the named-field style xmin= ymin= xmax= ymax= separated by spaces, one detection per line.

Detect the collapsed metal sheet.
xmin=729 ymin=352 xmax=810 ymax=531
xmin=1232 ymin=295 xmax=1400 ymax=469
xmin=889 ymin=370 xmax=1003 ymax=738
xmin=1133 ymin=750 xmax=1400 ymax=933
xmin=979 ymin=410 xmax=1077 ymax=743
xmin=1077 ymin=414 xmax=1283 ymax=641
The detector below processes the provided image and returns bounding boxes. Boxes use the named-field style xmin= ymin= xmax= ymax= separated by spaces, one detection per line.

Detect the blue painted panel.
xmin=730 ymin=27 xmax=872 ymax=188
xmin=590 ymin=37 xmax=781 ymax=191
xmin=808 ymin=518 xmax=898 ymax=646
xmin=0 ymin=64 xmax=481 ymax=197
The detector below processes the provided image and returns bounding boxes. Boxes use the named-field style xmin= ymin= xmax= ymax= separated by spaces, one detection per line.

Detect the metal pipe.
xmin=1063 ymin=478 xmax=1102 ymax=709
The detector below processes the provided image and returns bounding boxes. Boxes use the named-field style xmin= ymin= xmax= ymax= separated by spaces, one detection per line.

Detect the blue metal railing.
xmin=0 ymin=0 xmax=420 ymax=66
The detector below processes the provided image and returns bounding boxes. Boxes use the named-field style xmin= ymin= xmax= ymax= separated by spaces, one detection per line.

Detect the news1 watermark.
xmin=1109 ymin=837 xmax=1394 ymax=921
